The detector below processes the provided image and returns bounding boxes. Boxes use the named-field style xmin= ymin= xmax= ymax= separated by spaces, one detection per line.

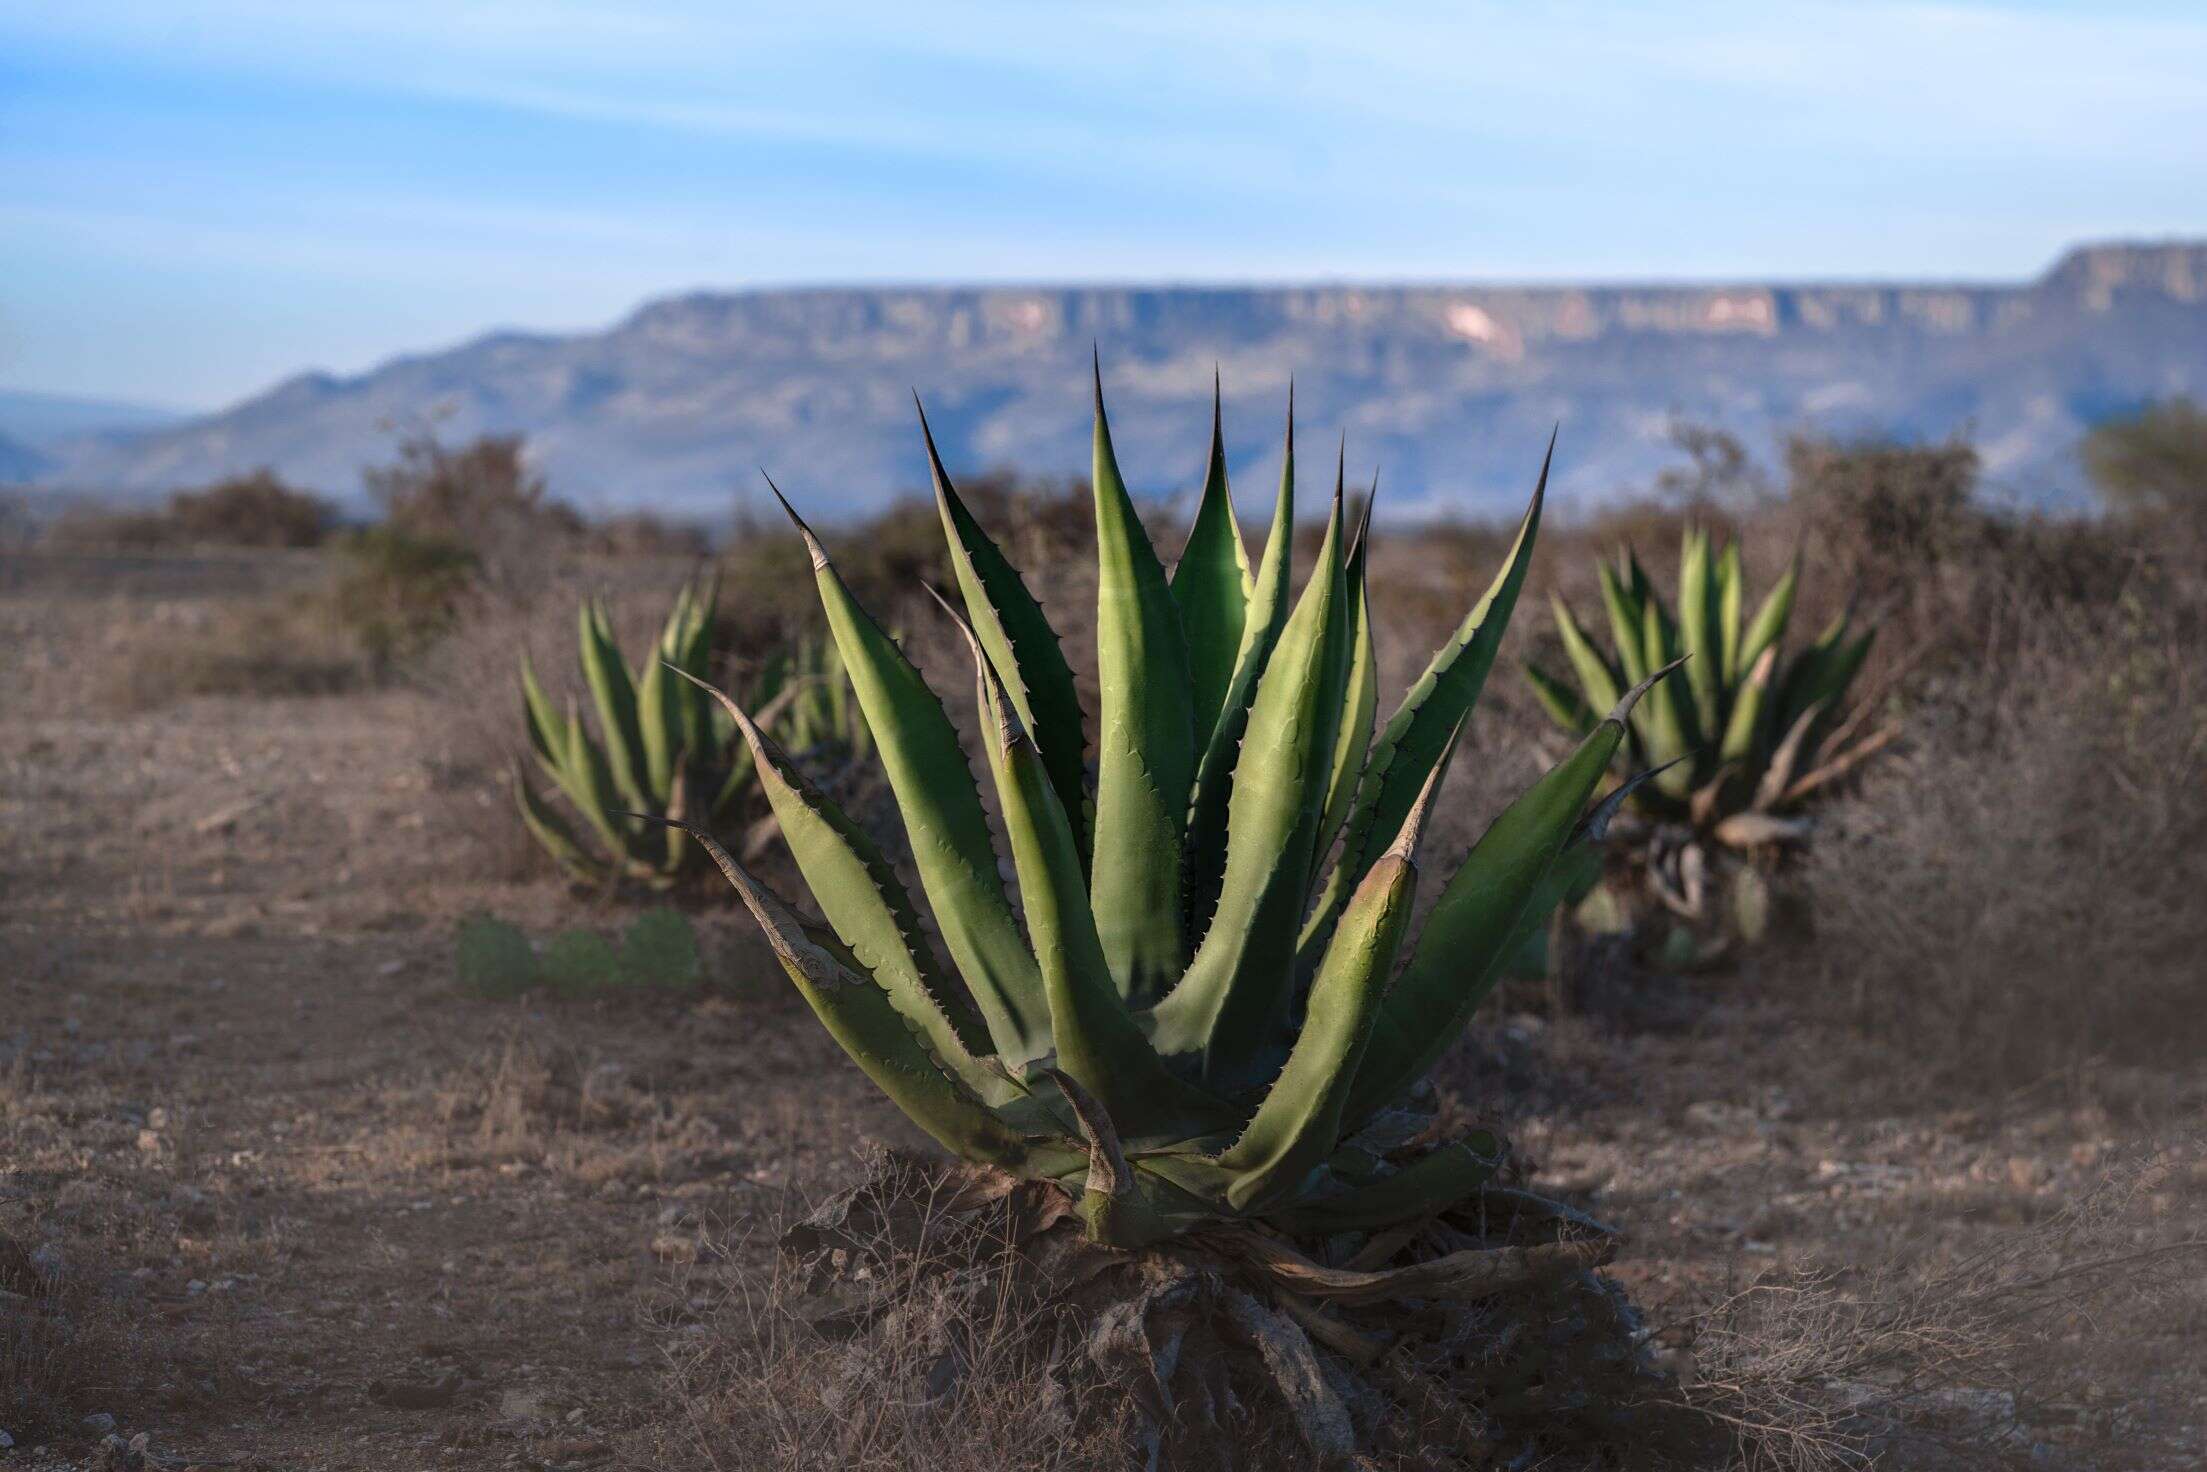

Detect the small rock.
xmin=0 ymin=1428 xmax=15 ymax=1448
xmin=186 ymin=1279 xmax=209 ymax=1295
xmin=83 ymin=1411 xmax=117 ymax=1433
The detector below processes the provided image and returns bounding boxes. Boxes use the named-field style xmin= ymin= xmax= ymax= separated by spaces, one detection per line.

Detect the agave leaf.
xmin=1525 ymin=663 xmax=1595 ymax=733
xmin=1150 ymin=488 xmax=1351 ymax=1086
xmin=512 ymin=762 xmax=602 ymax=885
xmin=676 ymin=818 xmax=1050 ymax=1172
xmin=1184 ymin=390 xmax=1298 ymax=937
xmin=1716 ymin=538 xmax=1745 ymax=682
xmin=519 ymin=654 xmax=571 ymax=784
xmin=1719 ymin=644 xmax=1780 ymax=765
xmin=1295 ymin=445 xmax=1548 ymax=976
xmin=1344 ymin=661 xmax=1681 ymax=1124
xmin=1087 ymin=360 xmax=1198 ymax=1002
xmin=673 ymin=665 xmax=1009 ymax=1099
xmin=673 ymin=577 xmax=720 ymax=765
xmin=965 ymin=627 xmax=1233 ymax=1139
xmin=577 ymin=600 xmax=651 ymax=808
xmin=1596 ymin=558 xmax=1650 ymax=685
xmin=557 ymin=692 xmax=633 ymax=859
xmin=918 ymin=400 xmax=1090 ymax=858
xmin=1217 ymin=729 xmax=1452 ymax=1213
xmin=1678 ymin=527 xmax=1722 ymax=735
xmin=768 ymin=478 xmax=1053 ymax=1061
xmin=1172 ymin=372 xmax=1253 ymax=756
xmin=1315 ymin=480 xmax=1380 ymax=866
xmin=1551 ymin=592 xmax=1622 ymax=723
xmin=1753 ymin=697 xmax=1829 ymax=812
xmin=1736 ymin=553 xmax=1800 ymax=679
xmin=1635 ymin=598 xmax=1698 ymax=794
xmin=1269 ymin=1137 xmax=1504 ymax=1236
xmin=1498 ymin=756 xmax=1680 ymax=977
xmin=635 ymin=648 xmax=678 ymax=800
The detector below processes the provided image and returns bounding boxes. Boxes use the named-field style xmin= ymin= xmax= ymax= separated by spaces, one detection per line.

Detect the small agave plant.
xmin=665 ymin=374 xmax=1678 ymax=1250
xmin=514 ymin=581 xmax=860 ymax=888
xmin=1525 ymin=528 xmax=1894 ymax=939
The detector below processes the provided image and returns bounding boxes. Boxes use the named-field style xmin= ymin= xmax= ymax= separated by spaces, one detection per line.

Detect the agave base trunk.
xmin=776 ymin=1150 xmax=1703 ymax=1470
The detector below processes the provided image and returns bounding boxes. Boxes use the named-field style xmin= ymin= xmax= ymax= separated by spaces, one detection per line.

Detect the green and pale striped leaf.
xmin=1171 ymin=373 xmax=1252 ymax=756
xmin=1087 ymin=362 xmax=1198 ymax=1003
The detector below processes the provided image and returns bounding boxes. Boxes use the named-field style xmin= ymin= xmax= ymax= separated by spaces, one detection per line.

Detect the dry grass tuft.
xmin=663 ymin=1164 xmax=1109 ymax=1472
xmin=1666 ymin=1143 xmax=2207 ymax=1470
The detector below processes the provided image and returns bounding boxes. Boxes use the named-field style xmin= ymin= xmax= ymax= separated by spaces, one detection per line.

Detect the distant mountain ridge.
xmin=0 ymin=389 xmax=188 ymax=455
xmin=28 ymin=241 xmax=2207 ymax=519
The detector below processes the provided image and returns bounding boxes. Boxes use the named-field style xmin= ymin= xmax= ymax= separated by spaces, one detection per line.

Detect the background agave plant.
xmin=514 ymin=581 xmax=862 ymax=888
xmin=1524 ymin=529 xmax=1895 ymax=943
xmin=665 ymin=372 xmax=1678 ymax=1250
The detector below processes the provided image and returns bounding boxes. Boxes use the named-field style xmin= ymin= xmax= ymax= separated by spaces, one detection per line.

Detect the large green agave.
xmin=1526 ymin=527 xmax=1893 ymax=851
xmin=669 ymin=372 xmax=1675 ymax=1247
xmin=515 ymin=581 xmax=862 ymax=887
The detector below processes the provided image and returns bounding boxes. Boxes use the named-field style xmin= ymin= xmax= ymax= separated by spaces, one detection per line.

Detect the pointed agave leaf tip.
xmin=1579 ymin=756 xmax=1687 ymax=844
xmin=1383 ymin=714 xmax=1464 ymax=863
xmin=666 ymin=662 xmax=763 ymax=743
xmin=1536 ymin=428 xmax=1557 ymax=495
xmin=760 ymin=470 xmax=829 ymax=570
xmin=913 ymin=393 xmax=953 ymax=490
xmin=1609 ymin=653 xmax=1691 ymax=726
xmin=1349 ymin=470 xmax=1379 ymax=561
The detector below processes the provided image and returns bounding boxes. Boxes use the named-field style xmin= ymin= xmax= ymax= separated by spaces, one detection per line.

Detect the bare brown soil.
xmin=4 ymin=550 xmax=2202 ymax=1470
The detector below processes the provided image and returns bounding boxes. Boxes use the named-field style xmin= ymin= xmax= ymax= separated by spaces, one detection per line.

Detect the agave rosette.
xmin=673 ymin=370 xmax=1676 ymax=1246
xmin=1526 ymin=528 xmax=1894 ymax=850
xmin=515 ymin=581 xmax=861 ymax=887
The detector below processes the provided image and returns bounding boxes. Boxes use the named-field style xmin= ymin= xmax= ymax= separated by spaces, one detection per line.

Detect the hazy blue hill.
xmin=28 ymin=242 xmax=2207 ymax=519
xmin=0 ymin=430 xmax=51 ymax=484
xmin=0 ymin=389 xmax=187 ymax=449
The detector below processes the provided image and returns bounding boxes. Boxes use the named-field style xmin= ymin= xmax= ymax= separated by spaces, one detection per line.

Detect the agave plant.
xmin=660 ymin=373 xmax=1678 ymax=1252
xmin=514 ymin=581 xmax=862 ymax=888
xmin=1524 ymin=528 xmax=1894 ymax=938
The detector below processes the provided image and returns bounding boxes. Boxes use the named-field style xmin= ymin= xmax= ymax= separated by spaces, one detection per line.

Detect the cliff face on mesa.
xmin=35 ymin=242 xmax=2207 ymax=518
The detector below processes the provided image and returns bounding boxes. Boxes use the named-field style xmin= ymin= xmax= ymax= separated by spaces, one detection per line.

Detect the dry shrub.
xmin=1668 ymin=1143 xmax=2207 ymax=1470
xmin=366 ymin=431 xmax=585 ymax=598
xmin=1801 ymin=588 xmax=2206 ymax=1088
xmin=45 ymin=470 xmax=334 ymax=551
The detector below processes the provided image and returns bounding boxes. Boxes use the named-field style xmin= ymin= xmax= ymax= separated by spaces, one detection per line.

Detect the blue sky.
xmin=4 ymin=1 xmax=2204 ymax=409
